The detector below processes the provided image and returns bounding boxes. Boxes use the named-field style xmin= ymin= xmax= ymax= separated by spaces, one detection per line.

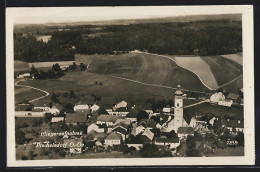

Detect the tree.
xmin=30 ymin=65 xmax=39 ymax=78
xmin=139 ymin=143 xmax=160 ymax=157
xmin=44 ymin=113 xmax=53 ymax=123
xmin=69 ymin=90 xmax=77 ymax=99
xmin=64 ymin=103 xmax=74 ymax=113
xmin=150 ymin=115 xmax=160 ymax=123
xmin=80 ymin=63 xmax=87 ymax=70
xmin=52 ymin=63 xmax=61 ymax=71
xmin=186 ymin=136 xmax=200 ymax=157
xmin=137 ymin=110 xmax=149 ymax=122
xmin=15 ymin=130 xmax=26 ymax=145
xmin=51 ymin=93 xmax=59 ymax=103
xmin=235 ymin=132 xmax=244 ymax=146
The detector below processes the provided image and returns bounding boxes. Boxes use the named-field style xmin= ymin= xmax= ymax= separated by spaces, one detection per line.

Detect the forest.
xmin=14 ymin=20 xmax=242 ymax=62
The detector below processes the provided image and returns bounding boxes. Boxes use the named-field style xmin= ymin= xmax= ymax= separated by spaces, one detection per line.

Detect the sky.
xmin=6 ymin=6 xmax=245 ymax=24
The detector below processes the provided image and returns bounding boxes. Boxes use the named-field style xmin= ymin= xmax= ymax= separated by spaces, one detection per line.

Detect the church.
xmin=162 ymin=85 xmax=196 ymax=133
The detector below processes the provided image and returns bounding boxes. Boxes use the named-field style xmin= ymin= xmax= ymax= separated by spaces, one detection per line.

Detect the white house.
xmin=91 ymin=104 xmax=100 ymax=112
xmin=218 ymin=99 xmax=233 ymax=107
xmin=154 ymin=137 xmax=180 ymax=149
xmin=210 ymin=92 xmax=225 ymax=104
xmin=49 ymin=104 xmax=63 ymax=115
xmin=87 ymin=123 xmax=105 ymax=133
xmin=114 ymin=100 xmax=127 ymax=110
xmin=15 ymin=109 xmax=45 ymax=117
xmin=104 ymin=132 xmax=121 ymax=146
xmin=224 ymin=119 xmax=244 ymax=133
xmin=74 ymin=104 xmax=90 ymax=112
xmin=51 ymin=117 xmax=64 ymax=123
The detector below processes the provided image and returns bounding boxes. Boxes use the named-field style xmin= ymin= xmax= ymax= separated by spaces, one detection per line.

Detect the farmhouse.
xmin=227 ymin=93 xmax=240 ymax=104
xmin=17 ymin=73 xmax=31 ymax=79
xmin=65 ymin=113 xmax=87 ymax=125
xmin=112 ymin=123 xmax=128 ymax=141
xmin=154 ymin=137 xmax=180 ymax=149
xmin=111 ymin=107 xmax=129 ymax=116
xmin=139 ymin=119 xmax=157 ymax=130
xmin=33 ymin=101 xmax=51 ymax=111
xmin=64 ymin=138 xmax=84 ymax=154
xmin=210 ymin=92 xmax=225 ymax=104
xmin=96 ymin=115 xmax=122 ymax=126
xmin=218 ymin=99 xmax=233 ymax=107
xmin=114 ymin=100 xmax=127 ymax=110
xmin=87 ymin=123 xmax=105 ymax=133
xmin=49 ymin=103 xmax=63 ymax=115
xmin=51 ymin=117 xmax=65 ymax=123
xmin=177 ymin=127 xmax=194 ymax=139
xmin=104 ymin=132 xmax=121 ymax=146
xmin=15 ymin=109 xmax=45 ymax=117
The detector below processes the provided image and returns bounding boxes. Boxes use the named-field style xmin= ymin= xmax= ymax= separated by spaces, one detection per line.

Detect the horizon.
xmin=7 ymin=6 xmax=243 ymax=25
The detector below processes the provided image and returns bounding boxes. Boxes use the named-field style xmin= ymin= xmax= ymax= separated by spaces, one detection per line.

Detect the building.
xmin=87 ymin=123 xmax=105 ymax=133
xmin=139 ymin=119 xmax=157 ymax=130
xmin=177 ymin=127 xmax=194 ymax=139
xmin=64 ymin=138 xmax=84 ymax=154
xmin=112 ymin=123 xmax=128 ymax=141
xmin=90 ymin=104 xmax=100 ymax=112
xmin=65 ymin=113 xmax=87 ymax=125
xmin=114 ymin=100 xmax=127 ymax=110
xmin=15 ymin=109 xmax=45 ymax=117
xmin=17 ymin=73 xmax=31 ymax=79
xmin=104 ymin=132 xmax=121 ymax=146
xmin=218 ymin=99 xmax=233 ymax=107
xmin=154 ymin=137 xmax=180 ymax=149
xmin=227 ymin=93 xmax=240 ymax=104
xmin=84 ymin=130 xmax=107 ymax=141
xmin=51 ymin=117 xmax=65 ymax=123
xmin=49 ymin=103 xmax=63 ymax=115
xmin=223 ymin=119 xmax=244 ymax=133
xmin=141 ymin=128 xmax=154 ymax=141
xmin=210 ymin=92 xmax=225 ymax=104
xmin=96 ymin=115 xmax=122 ymax=126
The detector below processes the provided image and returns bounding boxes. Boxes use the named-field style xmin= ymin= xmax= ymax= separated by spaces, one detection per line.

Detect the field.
xmin=221 ymin=53 xmax=243 ymax=66
xmin=15 ymin=86 xmax=46 ymax=104
xmin=200 ymin=55 xmax=242 ymax=86
xmin=28 ymin=61 xmax=75 ymax=68
xmin=14 ymin=60 xmax=29 ymax=73
xmin=75 ymin=53 xmax=209 ymax=92
xmin=174 ymin=56 xmax=218 ymax=89
xmin=222 ymin=75 xmax=243 ymax=93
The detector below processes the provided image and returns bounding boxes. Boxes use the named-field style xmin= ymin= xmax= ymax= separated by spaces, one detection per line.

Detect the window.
xmin=177 ymin=103 xmax=179 ymax=107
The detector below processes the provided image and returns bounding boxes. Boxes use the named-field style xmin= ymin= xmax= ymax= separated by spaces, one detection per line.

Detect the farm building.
xmin=65 ymin=113 xmax=87 ymax=125
xmin=210 ymin=92 xmax=225 ymax=104
xmin=154 ymin=137 xmax=180 ymax=149
xmin=17 ymin=73 xmax=31 ymax=79
xmin=33 ymin=101 xmax=51 ymax=111
xmin=114 ymin=100 xmax=127 ymax=110
xmin=51 ymin=117 xmax=65 ymax=123
xmin=104 ymin=132 xmax=121 ymax=146
xmin=218 ymin=99 xmax=233 ymax=107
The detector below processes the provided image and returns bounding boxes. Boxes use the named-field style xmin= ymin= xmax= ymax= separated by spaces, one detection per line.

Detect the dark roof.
xmin=97 ymin=108 xmax=109 ymax=115
xmin=99 ymin=97 xmax=116 ymax=105
xmin=64 ymin=139 xmax=83 ymax=148
xmin=105 ymin=132 xmax=121 ymax=140
xmin=15 ymin=104 xmax=32 ymax=111
xmin=97 ymin=124 xmax=107 ymax=128
xmin=32 ymin=108 xmax=44 ymax=112
xmin=227 ymin=93 xmax=239 ymax=100
xmin=177 ymin=127 xmax=194 ymax=134
xmin=33 ymin=101 xmax=50 ymax=107
xmin=155 ymin=137 xmax=179 ymax=143
xmin=139 ymin=119 xmax=156 ymax=129
xmin=53 ymin=103 xmax=63 ymax=111
xmin=116 ymin=107 xmax=129 ymax=112
xmin=75 ymin=109 xmax=91 ymax=114
xmin=112 ymin=127 xmax=128 ymax=135
xmin=100 ymin=104 xmax=113 ymax=110
xmin=66 ymin=113 xmax=87 ymax=123
xmin=79 ymin=97 xmax=95 ymax=105
xmin=223 ymin=119 xmax=244 ymax=128
xmin=97 ymin=115 xmax=122 ymax=122
xmin=85 ymin=130 xmax=107 ymax=140
xmin=125 ymin=107 xmax=144 ymax=118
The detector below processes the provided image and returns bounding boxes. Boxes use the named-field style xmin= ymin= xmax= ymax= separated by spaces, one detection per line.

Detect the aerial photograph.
xmin=12 ymin=7 xmax=244 ymax=160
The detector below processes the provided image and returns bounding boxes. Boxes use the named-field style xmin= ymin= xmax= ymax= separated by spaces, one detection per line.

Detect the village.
xmin=15 ymin=79 xmax=244 ymax=159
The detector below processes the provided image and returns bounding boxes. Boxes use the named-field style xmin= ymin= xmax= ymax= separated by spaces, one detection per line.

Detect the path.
xmin=217 ymin=75 xmax=243 ymax=89
xmin=183 ymin=99 xmax=210 ymax=109
xmin=15 ymin=79 xmax=49 ymax=102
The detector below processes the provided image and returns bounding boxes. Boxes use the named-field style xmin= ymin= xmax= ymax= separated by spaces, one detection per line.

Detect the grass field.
xmin=174 ymin=56 xmax=218 ymax=89
xmin=184 ymin=102 xmax=244 ymax=120
xmin=200 ymin=55 xmax=242 ymax=86
xmin=14 ymin=60 xmax=29 ymax=73
xmin=222 ymin=75 xmax=243 ymax=93
xmin=15 ymin=86 xmax=46 ymax=104
xmin=221 ymin=53 xmax=243 ymax=66
xmin=75 ymin=53 xmax=209 ymax=92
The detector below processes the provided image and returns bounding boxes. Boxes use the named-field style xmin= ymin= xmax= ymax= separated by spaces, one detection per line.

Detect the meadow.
xmin=14 ymin=60 xmax=29 ymax=73
xmin=15 ymin=86 xmax=46 ymax=104
xmin=221 ymin=53 xmax=243 ymax=66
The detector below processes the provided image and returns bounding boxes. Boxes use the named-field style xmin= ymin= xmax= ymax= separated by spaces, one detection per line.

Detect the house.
xmin=87 ymin=123 xmax=105 ymax=133
xmin=114 ymin=100 xmax=127 ymax=110
xmin=177 ymin=127 xmax=194 ymax=139
xmin=84 ymin=130 xmax=107 ymax=141
xmin=154 ymin=137 xmax=180 ymax=149
xmin=65 ymin=113 xmax=87 ymax=125
xmin=125 ymin=107 xmax=142 ymax=123
xmin=141 ymin=128 xmax=154 ymax=141
xmin=49 ymin=103 xmax=63 ymax=115
xmin=139 ymin=119 xmax=157 ymax=130
xmin=74 ymin=104 xmax=90 ymax=112
xmin=162 ymin=106 xmax=173 ymax=114
xmin=64 ymin=138 xmax=84 ymax=154
xmin=51 ymin=117 xmax=65 ymax=123
xmin=218 ymin=99 xmax=233 ymax=107
xmin=33 ymin=101 xmax=51 ymax=111
xmin=15 ymin=109 xmax=45 ymax=117
xmin=96 ymin=115 xmax=122 ymax=126
xmin=112 ymin=123 xmax=128 ymax=141
xmin=114 ymin=118 xmax=131 ymax=126
xmin=111 ymin=107 xmax=129 ymax=116
xmin=223 ymin=119 xmax=244 ymax=133
xmin=210 ymin=92 xmax=225 ymax=104
xmin=17 ymin=73 xmax=31 ymax=79
xmin=104 ymin=132 xmax=121 ymax=146
xmin=227 ymin=93 xmax=240 ymax=104
xmin=90 ymin=104 xmax=100 ymax=112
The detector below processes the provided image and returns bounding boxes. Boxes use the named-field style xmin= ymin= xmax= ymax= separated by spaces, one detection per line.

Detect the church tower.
xmin=173 ymin=84 xmax=185 ymax=129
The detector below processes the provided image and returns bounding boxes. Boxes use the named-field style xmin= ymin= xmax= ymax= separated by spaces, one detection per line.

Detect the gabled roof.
xmin=177 ymin=127 xmax=194 ymax=134
xmin=155 ymin=137 xmax=179 ymax=143
xmin=227 ymin=93 xmax=240 ymax=100
xmin=105 ymin=132 xmax=121 ymax=140
xmin=75 ymin=109 xmax=91 ymax=114
xmin=64 ymin=139 xmax=83 ymax=148
xmin=141 ymin=129 xmax=154 ymax=141
xmin=32 ymin=108 xmax=44 ymax=112
xmin=33 ymin=101 xmax=50 ymax=107
xmin=223 ymin=119 xmax=244 ymax=128
xmin=96 ymin=115 xmax=122 ymax=123
xmin=53 ymin=103 xmax=63 ymax=111
xmin=125 ymin=107 xmax=144 ymax=118
xmin=85 ymin=130 xmax=107 ymax=140
xmin=112 ymin=127 xmax=128 ymax=135
xmin=66 ymin=113 xmax=87 ymax=123
xmin=139 ymin=119 xmax=156 ymax=129
xmin=116 ymin=107 xmax=129 ymax=112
